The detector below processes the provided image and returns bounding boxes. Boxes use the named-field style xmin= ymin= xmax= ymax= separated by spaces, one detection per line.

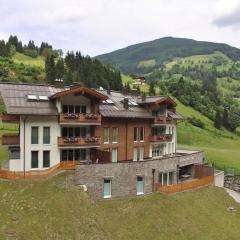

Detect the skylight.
xmin=39 ymin=96 xmax=49 ymax=101
xmin=129 ymin=101 xmax=138 ymax=106
xmin=27 ymin=95 xmax=37 ymax=100
xmin=102 ymin=99 xmax=114 ymax=105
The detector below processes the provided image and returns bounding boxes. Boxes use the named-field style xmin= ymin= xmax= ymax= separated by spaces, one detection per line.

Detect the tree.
xmin=55 ymin=58 xmax=64 ymax=79
xmin=149 ymin=81 xmax=156 ymax=96
xmin=0 ymin=40 xmax=10 ymax=57
xmin=214 ymin=110 xmax=222 ymax=129
xmin=45 ymin=55 xmax=56 ymax=83
xmin=222 ymin=107 xmax=229 ymax=129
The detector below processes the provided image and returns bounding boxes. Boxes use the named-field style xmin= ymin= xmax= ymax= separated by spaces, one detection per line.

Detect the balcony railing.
xmin=58 ymin=136 xmax=101 ymax=147
xmin=153 ymin=116 xmax=173 ymax=124
xmin=1 ymin=114 xmax=20 ymax=123
xmin=1 ymin=134 xmax=20 ymax=146
xmin=150 ymin=134 xmax=173 ymax=142
xmin=59 ymin=113 xmax=101 ymax=124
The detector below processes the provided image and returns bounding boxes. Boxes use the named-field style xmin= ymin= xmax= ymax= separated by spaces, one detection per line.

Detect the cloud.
xmin=213 ymin=6 xmax=240 ymax=28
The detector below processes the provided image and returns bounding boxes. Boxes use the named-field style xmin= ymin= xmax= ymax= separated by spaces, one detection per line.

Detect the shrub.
xmin=24 ymin=49 xmax=38 ymax=58
xmin=187 ymin=117 xmax=205 ymax=129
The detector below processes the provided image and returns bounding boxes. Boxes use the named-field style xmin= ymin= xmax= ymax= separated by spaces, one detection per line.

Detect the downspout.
xmin=23 ymin=116 xmax=26 ymax=179
xmin=125 ymin=120 xmax=128 ymax=161
xmin=152 ymin=169 xmax=155 ymax=192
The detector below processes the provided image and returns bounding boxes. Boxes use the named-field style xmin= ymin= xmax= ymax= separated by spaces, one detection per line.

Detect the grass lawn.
xmin=12 ymin=53 xmax=45 ymax=68
xmin=0 ymin=172 xmax=240 ymax=240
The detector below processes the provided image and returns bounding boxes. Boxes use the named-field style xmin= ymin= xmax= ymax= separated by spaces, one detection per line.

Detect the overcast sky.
xmin=0 ymin=0 xmax=240 ymax=56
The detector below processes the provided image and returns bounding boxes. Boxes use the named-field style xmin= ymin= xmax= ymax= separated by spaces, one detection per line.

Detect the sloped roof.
xmin=0 ymin=83 xmax=62 ymax=115
xmin=136 ymin=96 xmax=177 ymax=107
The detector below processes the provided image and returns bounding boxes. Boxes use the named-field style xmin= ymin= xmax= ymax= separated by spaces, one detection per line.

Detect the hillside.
xmin=97 ymin=37 xmax=240 ymax=73
xmin=0 ymin=172 xmax=240 ymax=240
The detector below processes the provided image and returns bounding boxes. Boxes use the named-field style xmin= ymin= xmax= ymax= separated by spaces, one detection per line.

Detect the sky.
xmin=0 ymin=0 xmax=240 ymax=56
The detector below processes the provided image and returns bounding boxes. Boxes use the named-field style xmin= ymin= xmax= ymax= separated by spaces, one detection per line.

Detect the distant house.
xmin=0 ymin=83 xmax=210 ymax=199
xmin=131 ymin=75 xmax=146 ymax=87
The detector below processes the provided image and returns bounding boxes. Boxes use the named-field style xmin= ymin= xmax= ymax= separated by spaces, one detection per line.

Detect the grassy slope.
xmin=176 ymin=99 xmax=240 ymax=170
xmin=0 ymin=172 xmax=240 ymax=240
xmin=12 ymin=52 xmax=45 ymax=68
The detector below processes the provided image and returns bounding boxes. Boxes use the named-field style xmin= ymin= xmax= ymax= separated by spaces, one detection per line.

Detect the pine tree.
xmin=149 ymin=81 xmax=156 ymax=96
xmin=55 ymin=58 xmax=64 ymax=79
xmin=222 ymin=107 xmax=229 ymax=129
xmin=214 ymin=110 xmax=222 ymax=129
xmin=45 ymin=55 xmax=56 ymax=83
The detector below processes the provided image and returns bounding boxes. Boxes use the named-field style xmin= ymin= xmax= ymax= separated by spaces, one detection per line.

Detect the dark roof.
xmin=168 ymin=111 xmax=183 ymax=120
xmin=97 ymin=90 xmax=153 ymax=119
xmin=136 ymin=96 xmax=177 ymax=107
xmin=0 ymin=83 xmax=62 ymax=115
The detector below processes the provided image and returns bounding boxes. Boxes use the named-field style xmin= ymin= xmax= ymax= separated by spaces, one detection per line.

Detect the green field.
xmin=0 ymin=172 xmax=239 ymax=240
xmin=12 ymin=52 xmax=45 ymax=68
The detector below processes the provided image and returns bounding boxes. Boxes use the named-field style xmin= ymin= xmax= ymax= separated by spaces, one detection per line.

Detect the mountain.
xmin=97 ymin=37 xmax=240 ymax=74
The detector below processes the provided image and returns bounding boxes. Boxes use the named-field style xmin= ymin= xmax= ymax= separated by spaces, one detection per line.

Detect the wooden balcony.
xmin=59 ymin=113 xmax=101 ymax=125
xmin=1 ymin=114 xmax=20 ymax=123
xmin=1 ymin=134 xmax=20 ymax=146
xmin=58 ymin=136 xmax=101 ymax=147
xmin=153 ymin=116 xmax=173 ymax=125
xmin=150 ymin=134 xmax=173 ymax=142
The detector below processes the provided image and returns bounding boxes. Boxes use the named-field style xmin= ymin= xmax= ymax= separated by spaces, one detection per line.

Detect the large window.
xmin=152 ymin=144 xmax=165 ymax=157
xmin=43 ymin=151 xmax=50 ymax=168
xmin=140 ymin=127 xmax=144 ymax=142
xmin=159 ymin=172 xmax=174 ymax=186
xmin=62 ymin=105 xmax=87 ymax=114
xmin=139 ymin=147 xmax=144 ymax=161
xmin=111 ymin=148 xmax=118 ymax=163
xmin=133 ymin=147 xmax=138 ymax=161
xmin=104 ymin=128 xmax=109 ymax=144
xmin=134 ymin=127 xmax=138 ymax=142
xmin=112 ymin=128 xmax=118 ymax=143
xmin=62 ymin=127 xmax=87 ymax=138
xmin=103 ymin=179 xmax=112 ymax=198
xmin=31 ymin=127 xmax=38 ymax=144
xmin=136 ymin=176 xmax=144 ymax=195
xmin=61 ymin=149 xmax=86 ymax=161
xmin=43 ymin=127 xmax=50 ymax=144
xmin=31 ymin=151 xmax=38 ymax=168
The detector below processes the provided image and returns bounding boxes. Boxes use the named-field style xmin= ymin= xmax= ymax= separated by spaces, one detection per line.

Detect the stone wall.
xmin=75 ymin=151 xmax=204 ymax=199
xmin=224 ymin=176 xmax=240 ymax=192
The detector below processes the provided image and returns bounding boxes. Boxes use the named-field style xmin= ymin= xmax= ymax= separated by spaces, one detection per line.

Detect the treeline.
xmin=45 ymin=51 xmax=122 ymax=90
xmin=0 ymin=35 xmax=62 ymax=58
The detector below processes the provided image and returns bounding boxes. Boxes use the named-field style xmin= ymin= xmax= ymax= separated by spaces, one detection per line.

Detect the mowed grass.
xmin=0 ymin=172 xmax=240 ymax=240
xmin=176 ymin=99 xmax=240 ymax=170
xmin=12 ymin=53 xmax=45 ymax=68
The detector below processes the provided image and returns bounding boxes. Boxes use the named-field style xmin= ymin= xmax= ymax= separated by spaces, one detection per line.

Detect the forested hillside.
xmin=97 ymin=37 xmax=240 ymax=132
xmin=0 ymin=35 xmax=122 ymax=90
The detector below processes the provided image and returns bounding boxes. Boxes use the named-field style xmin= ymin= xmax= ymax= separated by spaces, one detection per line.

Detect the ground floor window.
xmin=43 ymin=151 xmax=50 ymax=168
xmin=61 ymin=149 xmax=86 ymax=161
xmin=133 ymin=147 xmax=138 ymax=161
xmin=139 ymin=147 xmax=144 ymax=161
xmin=111 ymin=148 xmax=118 ymax=163
xmin=103 ymin=178 xmax=112 ymax=198
xmin=136 ymin=176 xmax=144 ymax=195
xmin=31 ymin=151 xmax=38 ymax=168
xmin=152 ymin=144 xmax=165 ymax=157
xmin=159 ymin=171 xmax=175 ymax=186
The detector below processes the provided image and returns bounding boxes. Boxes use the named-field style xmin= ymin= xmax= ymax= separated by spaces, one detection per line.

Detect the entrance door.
xmin=136 ymin=176 xmax=144 ymax=195
xmin=103 ymin=179 xmax=111 ymax=198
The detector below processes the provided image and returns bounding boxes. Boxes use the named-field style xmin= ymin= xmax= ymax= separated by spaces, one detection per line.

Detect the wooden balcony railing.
xmin=59 ymin=113 xmax=101 ymax=124
xmin=58 ymin=136 xmax=101 ymax=147
xmin=150 ymin=134 xmax=173 ymax=142
xmin=153 ymin=116 xmax=173 ymax=124
xmin=1 ymin=134 xmax=20 ymax=146
xmin=1 ymin=114 xmax=20 ymax=123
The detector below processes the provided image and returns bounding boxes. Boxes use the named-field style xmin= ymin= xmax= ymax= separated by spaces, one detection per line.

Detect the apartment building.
xmin=0 ymin=83 xmax=204 ymax=198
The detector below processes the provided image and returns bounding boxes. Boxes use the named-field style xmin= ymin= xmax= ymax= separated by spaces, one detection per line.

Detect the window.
xmin=139 ymin=147 xmax=144 ymax=161
xmin=81 ymin=106 xmax=87 ymax=114
xmin=31 ymin=127 xmax=38 ymax=144
xmin=134 ymin=127 xmax=138 ymax=142
xmin=75 ymin=105 xmax=81 ymax=114
xmin=169 ymin=172 xmax=174 ymax=185
xmin=112 ymin=128 xmax=118 ymax=143
xmin=163 ymin=173 xmax=168 ymax=185
xmin=104 ymin=128 xmax=109 ymax=143
xmin=140 ymin=127 xmax=144 ymax=142
xmin=133 ymin=147 xmax=138 ymax=161
xmin=43 ymin=151 xmax=50 ymax=168
xmin=111 ymin=148 xmax=118 ymax=163
xmin=62 ymin=105 xmax=68 ymax=113
xmin=31 ymin=151 xmax=38 ymax=168
xmin=43 ymin=127 xmax=50 ymax=144
xmin=103 ymin=179 xmax=112 ymax=198
xmin=68 ymin=105 xmax=74 ymax=113
xmin=136 ymin=176 xmax=144 ymax=195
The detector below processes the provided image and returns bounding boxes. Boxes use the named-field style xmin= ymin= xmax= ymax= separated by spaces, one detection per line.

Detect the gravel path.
xmin=225 ymin=188 xmax=240 ymax=204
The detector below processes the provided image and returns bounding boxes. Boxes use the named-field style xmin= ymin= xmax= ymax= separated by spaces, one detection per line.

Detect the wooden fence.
xmin=155 ymin=175 xmax=214 ymax=194
xmin=0 ymin=161 xmax=78 ymax=180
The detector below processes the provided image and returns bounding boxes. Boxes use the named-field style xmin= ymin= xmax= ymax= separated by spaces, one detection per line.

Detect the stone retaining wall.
xmin=224 ymin=176 xmax=240 ymax=192
xmin=75 ymin=151 xmax=204 ymax=199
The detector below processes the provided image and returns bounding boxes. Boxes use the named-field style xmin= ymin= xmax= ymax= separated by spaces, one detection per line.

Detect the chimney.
xmin=107 ymin=85 xmax=111 ymax=95
xmin=123 ymin=97 xmax=129 ymax=109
